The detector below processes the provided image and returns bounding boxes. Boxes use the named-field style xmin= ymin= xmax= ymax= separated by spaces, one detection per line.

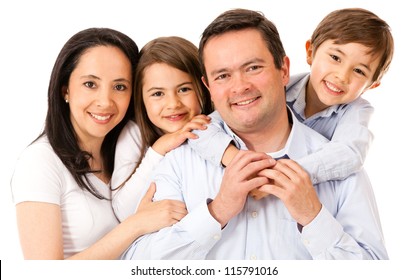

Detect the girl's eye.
xmin=84 ymin=81 xmax=96 ymax=88
xmin=115 ymin=84 xmax=127 ymax=91
xmin=179 ymin=87 xmax=192 ymax=94
xmin=151 ymin=91 xmax=164 ymax=97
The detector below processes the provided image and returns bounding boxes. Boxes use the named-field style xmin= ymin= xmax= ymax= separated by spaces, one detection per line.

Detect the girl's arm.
xmin=112 ymin=117 xmax=209 ymax=222
xmin=188 ymin=111 xmax=239 ymax=166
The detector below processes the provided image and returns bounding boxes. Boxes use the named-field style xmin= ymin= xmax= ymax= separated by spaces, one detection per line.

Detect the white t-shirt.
xmin=111 ymin=120 xmax=164 ymax=222
xmin=11 ymin=136 xmax=119 ymax=259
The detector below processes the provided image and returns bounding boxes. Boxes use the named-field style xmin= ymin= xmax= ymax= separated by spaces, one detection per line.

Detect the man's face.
xmin=202 ymin=28 xmax=290 ymax=136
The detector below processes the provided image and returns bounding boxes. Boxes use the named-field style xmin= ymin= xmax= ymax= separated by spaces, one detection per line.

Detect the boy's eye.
xmin=354 ymin=68 xmax=366 ymax=76
xmin=330 ymin=55 xmax=340 ymax=62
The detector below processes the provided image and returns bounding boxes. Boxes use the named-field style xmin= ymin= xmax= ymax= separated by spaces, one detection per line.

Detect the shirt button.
xmin=251 ymin=211 xmax=258 ymax=218
xmin=303 ymin=239 xmax=310 ymax=245
xmin=213 ymin=234 xmax=220 ymax=240
xmin=250 ymin=254 xmax=257 ymax=260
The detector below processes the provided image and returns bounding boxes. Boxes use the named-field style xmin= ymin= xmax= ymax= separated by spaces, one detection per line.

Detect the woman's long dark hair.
xmin=39 ymin=28 xmax=138 ymax=199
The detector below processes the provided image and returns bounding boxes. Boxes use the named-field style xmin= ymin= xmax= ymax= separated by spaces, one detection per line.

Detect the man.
xmin=122 ymin=8 xmax=387 ymax=260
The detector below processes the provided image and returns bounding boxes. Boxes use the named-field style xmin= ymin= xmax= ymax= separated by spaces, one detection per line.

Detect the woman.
xmin=112 ymin=36 xmax=213 ymax=222
xmin=11 ymin=28 xmax=187 ymax=259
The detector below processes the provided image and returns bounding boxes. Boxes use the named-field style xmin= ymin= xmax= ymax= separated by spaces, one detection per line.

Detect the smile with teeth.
xmin=165 ymin=113 xmax=186 ymax=120
xmin=235 ymin=97 xmax=258 ymax=106
xmin=325 ymin=81 xmax=342 ymax=93
xmin=90 ymin=113 xmax=112 ymax=121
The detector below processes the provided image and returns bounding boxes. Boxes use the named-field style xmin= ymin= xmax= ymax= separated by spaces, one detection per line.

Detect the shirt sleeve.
xmin=121 ymin=150 xmax=222 ymax=260
xmin=300 ymin=171 xmax=388 ymax=259
xmin=297 ymin=98 xmax=374 ymax=184
xmin=111 ymin=121 xmax=164 ymax=222
xmin=11 ymin=141 xmax=63 ymax=205
xmin=187 ymin=111 xmax=233 ymax=166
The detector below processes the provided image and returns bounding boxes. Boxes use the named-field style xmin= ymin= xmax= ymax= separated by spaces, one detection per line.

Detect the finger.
xmin=249 ymin=188 xmax=270 ymax=200
xmin=244 ymin=176 xmax=270 ymax=193
xmin=257 ymin=183 xmax=285 ymax=199
xmin=140 ymin=182 xmax=156 ymax=203
xmin=278 ymin=159 xmax=309 ymax=178
xmin=230 ymin=151 xmax=276 ymax=174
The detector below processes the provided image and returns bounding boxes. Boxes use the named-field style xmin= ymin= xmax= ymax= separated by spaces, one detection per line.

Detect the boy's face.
xmin=306 ymin=39 xmax=381 ymax=110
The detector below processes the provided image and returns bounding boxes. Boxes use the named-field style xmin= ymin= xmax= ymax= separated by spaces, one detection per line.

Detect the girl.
xmin=112 ymin=36 xmax=213 ymax=222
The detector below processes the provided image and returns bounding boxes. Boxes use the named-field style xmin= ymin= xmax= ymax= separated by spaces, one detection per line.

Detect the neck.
xmin=79 ymin=138 xmax=109 ymax=183
xmin=236 ymin=109 xmax=292 ymax=153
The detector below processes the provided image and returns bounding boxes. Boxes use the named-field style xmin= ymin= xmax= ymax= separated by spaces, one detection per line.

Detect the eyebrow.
xmin=209 ymin=58 xmax=266 ymax=77
xmin=146 ymin=81 xmax=193 ymax=93
xmin=331 ymin=48 xmax=372 ymax=71
xmin=80 ymin=75 xmax=131 ymax=83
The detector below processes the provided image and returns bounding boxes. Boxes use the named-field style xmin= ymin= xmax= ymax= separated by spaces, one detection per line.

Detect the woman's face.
xmin=142 ymin=63 xmax=201 ymax=133
xmin=65 ymin=45 xmax=132 ymax=148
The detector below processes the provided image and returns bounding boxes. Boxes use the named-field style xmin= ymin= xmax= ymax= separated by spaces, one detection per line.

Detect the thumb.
xmin=141 ymin=182 xmax=156 ymax=203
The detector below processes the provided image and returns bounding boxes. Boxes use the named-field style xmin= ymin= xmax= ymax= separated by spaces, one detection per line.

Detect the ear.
xmin=369 ymin=81 xmax=381 ymax=90
xmin=62 ymin=86 xmax=69 ymax=103
xmin=281 ymin=56 xmax=290 ymax=86
xmin=201 ymin=76 xmax=210 ymax=91
xmin=305 ymin=40 xmax=313 ymax=66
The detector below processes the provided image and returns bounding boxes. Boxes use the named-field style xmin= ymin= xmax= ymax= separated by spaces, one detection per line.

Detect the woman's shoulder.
xmin=15 ymin=135 xmax=62 ymax=169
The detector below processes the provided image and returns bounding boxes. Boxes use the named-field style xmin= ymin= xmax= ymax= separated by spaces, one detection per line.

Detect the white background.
xmin=1 ymin=0 xmax=405 ymax=278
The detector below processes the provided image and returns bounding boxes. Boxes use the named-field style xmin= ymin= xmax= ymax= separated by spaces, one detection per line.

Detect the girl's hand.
xmin=152 ymin=114 xmax=211 ymax=155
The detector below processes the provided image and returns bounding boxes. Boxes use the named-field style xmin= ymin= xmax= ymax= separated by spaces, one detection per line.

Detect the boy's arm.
xmin=299 ymin=98 xmax=374 ymax=184
xmin=188 ymin=111 xmax=238 ymax=166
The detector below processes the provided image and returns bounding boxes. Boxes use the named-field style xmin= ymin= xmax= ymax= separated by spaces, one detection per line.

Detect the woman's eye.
xmin=84 ymin=81 xmax=96 ymax=88
xmin=115 ymin=84 xmax=127 ymax=91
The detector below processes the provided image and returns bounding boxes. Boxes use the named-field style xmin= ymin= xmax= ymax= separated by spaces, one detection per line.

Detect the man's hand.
xmin=257 ymin=159 xmax=322 ymax=226
xmin=208 ymin=150 xmax=276 ymax=227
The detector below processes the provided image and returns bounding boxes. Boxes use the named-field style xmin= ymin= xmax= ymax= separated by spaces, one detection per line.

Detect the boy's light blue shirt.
xmin=122 ymin=109 xmax=387 ymax=260
xmin=286 ymin=73 xmax=373 ymax=183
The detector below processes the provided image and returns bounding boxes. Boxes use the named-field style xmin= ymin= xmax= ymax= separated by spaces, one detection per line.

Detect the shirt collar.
xmin=286 ymin=73 xmax=344 ymax=120
xmin=219 ymin=106 xmax=310 ymax=160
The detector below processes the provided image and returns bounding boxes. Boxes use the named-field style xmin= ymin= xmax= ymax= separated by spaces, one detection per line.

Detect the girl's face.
xmin=65 ymin=46 xmax=132 ymax=148
xmin=142 ymin=63 xmax=201 ymax=133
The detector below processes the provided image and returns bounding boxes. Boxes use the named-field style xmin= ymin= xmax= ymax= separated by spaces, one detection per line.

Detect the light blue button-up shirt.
xmin=286 ymin=73 xmax=374 ymax=184
xmin=122 ymin=109 xmax=387 ymax=260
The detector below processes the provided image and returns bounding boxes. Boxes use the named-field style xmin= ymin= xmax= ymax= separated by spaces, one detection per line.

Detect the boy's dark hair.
xmin=310 ymin=8 xmax=394 ymax=83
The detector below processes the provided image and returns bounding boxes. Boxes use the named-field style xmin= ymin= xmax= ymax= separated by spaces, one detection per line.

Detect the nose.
xmin=96 ymin=87 xmax=113 ymax=107
xmin=231 ymin=72 xmax=250 ymax=94
xmin=335 ymin=67 xmax=350 ymax=84
xmin=166 ymin=93 xmax=182 ymax=109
